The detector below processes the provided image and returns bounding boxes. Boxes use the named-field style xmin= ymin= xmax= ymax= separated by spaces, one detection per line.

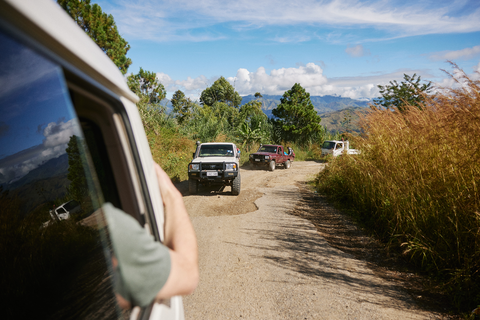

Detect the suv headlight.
xmin=265 ymin=155 xmax=270 ymax=159
xmin=225 ymin=163 xmax=237 ymax=170
xmin=189 ymin=163 xmax=199 ymax=170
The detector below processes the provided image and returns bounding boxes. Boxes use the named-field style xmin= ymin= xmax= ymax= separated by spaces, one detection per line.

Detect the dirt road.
xmin=179 ymin=161 xmax=439 ymax=319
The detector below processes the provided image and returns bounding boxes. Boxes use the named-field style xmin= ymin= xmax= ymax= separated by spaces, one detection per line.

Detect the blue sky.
xmin=94 ymin=0 xmax=480 ymax=100
xmin=0 ymin=31 xmax=80 ymax=183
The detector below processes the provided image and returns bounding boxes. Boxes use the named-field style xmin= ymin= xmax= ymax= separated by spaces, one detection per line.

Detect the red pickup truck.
xmin=249 ymin=144 xmax=295 ymax=171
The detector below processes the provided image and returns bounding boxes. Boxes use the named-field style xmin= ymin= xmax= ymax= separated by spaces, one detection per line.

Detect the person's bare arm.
xmin=153 ymin=163 xmax=199 ymax=299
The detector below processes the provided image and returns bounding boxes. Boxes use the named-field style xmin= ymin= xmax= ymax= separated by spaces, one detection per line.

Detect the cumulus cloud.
xmin=0 ymin=119 xmax=81 ymax=184
xmin=155 ymin=72 xmax=211 ymax=100
xmin=228 ymin=63 xmax=328 ymax=95
xmin=42 ymin=120 xmax=79 ymax=149
xmin=430 ymin=45 xmax=480 ymax=61
xmin=154 ymin=61 xmax=480 ymax=102
xmin=345 ymin=44 xmax=370 ymax=57
xmin=157 ymin=63 xmax=437 ymax=101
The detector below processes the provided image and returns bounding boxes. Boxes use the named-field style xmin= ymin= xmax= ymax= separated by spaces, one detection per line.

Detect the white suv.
xmin=188 ymin=142 xmax=241 ymax=195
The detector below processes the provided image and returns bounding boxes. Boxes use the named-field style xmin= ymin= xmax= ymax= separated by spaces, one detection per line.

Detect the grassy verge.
xmin=315 ymin=67 xmax=480 ymax=313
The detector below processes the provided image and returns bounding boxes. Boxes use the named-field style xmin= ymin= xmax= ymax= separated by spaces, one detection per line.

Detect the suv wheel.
xmin=284 ymin=160 xmax=291 ymax=169
xmin=269 ymin=160 xmax=275 ymax=171
xmin=232 ymin=174 xmax=241 ymax=195
xmin=189 ymin=178 xmax=198 ymax=195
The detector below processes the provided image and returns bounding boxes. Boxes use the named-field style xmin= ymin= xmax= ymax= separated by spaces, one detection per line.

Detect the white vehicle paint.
xmin=50 ymin=200 xmax=81 ymax=221
xmin=321 ymin=140 xmax=360 ymax=157
xmin=188 ymin=142 xmax=241 ymax=195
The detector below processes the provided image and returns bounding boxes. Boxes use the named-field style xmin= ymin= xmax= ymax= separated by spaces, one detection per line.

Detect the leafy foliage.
xmin=57 ymin=0 xmax=132 ymax=74
xmin=272 ymin=83 xmax=323 ymax=145
xmin=200 ymin=76 xmax=242 ymax=108
xmin=128 ymin=68 xmax=166 ymax=106
xmin=374 ymin=73 xmax=433 ymax=112
xmin=65 ymin=135 xmax=88 ymax=203
xmin=171 ymin=90 xmax=195 ymax=124
xmin=236 ymin=100 xmax=271 ymax=150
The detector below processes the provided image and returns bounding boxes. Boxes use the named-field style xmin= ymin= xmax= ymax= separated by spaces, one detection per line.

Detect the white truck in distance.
xmin=321 ymin=140 xmax=360 ymax=158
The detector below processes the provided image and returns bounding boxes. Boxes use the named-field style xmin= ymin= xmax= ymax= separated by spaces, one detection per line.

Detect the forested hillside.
xmin=319 ymin=107 xmax=369 ymax=134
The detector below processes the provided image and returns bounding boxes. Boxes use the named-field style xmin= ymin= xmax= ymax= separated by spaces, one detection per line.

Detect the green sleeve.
xmin=103 ymin=203 xmax=171 ymax=307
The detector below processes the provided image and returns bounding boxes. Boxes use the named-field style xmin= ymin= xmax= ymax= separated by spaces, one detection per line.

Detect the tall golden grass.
xmin=316 ymin=65 xmax=480 ymax=311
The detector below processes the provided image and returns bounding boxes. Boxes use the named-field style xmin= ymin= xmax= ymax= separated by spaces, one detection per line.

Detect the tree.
xmin=374 ymin=74 xmax=433 ymax=112
xmin=237 ymin=122 xmax=263 ymax=151
xmin=171 ymin=90 xmax=194 ymax=125
xmin=200 ymin=77 xmax=242 ymax=108
xmin=239 ymin=100 xmax=264 ymax=123
xmin=237 ymin=100 xmax=270 ymax=150
xmin=272 ymin=83 xmax=322 ymax=145
xmin=66 ymin=135 xmax=88 ymax=203
xmin=127 ymin=68 xmax=166 ymax=105
xmin=340 ymin=109 xmax=353 ymax=133
xmin=57 ymin=0 xmax=132 ymax=74
xmin=254 ymin=92 xmax=263 ymax=100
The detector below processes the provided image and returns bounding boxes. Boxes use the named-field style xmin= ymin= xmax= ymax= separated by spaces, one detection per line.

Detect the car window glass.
xmin=322 ymin=141 xmax=335 ymax=149
xmin=199 ymin=144 xmax=234 ymax=157
xmin=0 ymin=29 xmax=120 ymax=319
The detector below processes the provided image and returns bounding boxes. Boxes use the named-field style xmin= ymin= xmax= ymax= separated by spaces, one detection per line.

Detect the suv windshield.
xmin=199 ymin=145 xmax=234 ymax=157
xmin=259 ymin=146 xmax=277 ymax=153
xmin=322 ymin=141 xmax=336 ymax=149
xmin=63 ymin=200 xmax=79 ymax=211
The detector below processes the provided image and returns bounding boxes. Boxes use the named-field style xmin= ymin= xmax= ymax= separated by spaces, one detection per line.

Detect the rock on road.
xmin=179 ymin=161 xmax=435 ymax=320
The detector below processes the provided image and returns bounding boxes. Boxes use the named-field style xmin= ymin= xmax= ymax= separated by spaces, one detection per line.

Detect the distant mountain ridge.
xmin=7 ymin=153 xmax=69 ymax=190
xmin=319 ymin=107 xmax=369 ymax=134
xmin=240 ymin=94 xmax=371 ymax=118
xmin=164 ymin=94 xmax=371 ymax=117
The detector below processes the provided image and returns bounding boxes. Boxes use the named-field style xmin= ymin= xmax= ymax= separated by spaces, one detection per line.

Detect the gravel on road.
xmin=178 ymin=161 xmax=444 ymax=320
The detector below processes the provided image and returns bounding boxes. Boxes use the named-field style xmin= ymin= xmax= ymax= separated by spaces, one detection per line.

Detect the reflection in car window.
xmin=0 ymin=30 xmax=119 ymax=318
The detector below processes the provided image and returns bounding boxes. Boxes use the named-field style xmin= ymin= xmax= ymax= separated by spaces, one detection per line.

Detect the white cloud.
xmin=0 ymin=119 xmax=81 ymax=184
xmin=229 ymin=63 xmax=328 ymax=95
xmin=430 ymin=45 xmax=480 ymax=61
xmin=156 ymin=73 xmax=212 ymax=100
xmin=176 ymin=75 xmax=210 ymax=91
xmin=155 ymin=60 xmax=480 ymax=102
xmin=272 ymin=35 xmax=311 ymax=43
xmin=345 ymin=44 xmax=370 ymax=57
xmin=157 ymin=63 xmax=440 ymax=100
xmin=42 ymin=120 xmax=78 ymax=148
xmin=103 ymin=0 xmax=480 ymax=42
